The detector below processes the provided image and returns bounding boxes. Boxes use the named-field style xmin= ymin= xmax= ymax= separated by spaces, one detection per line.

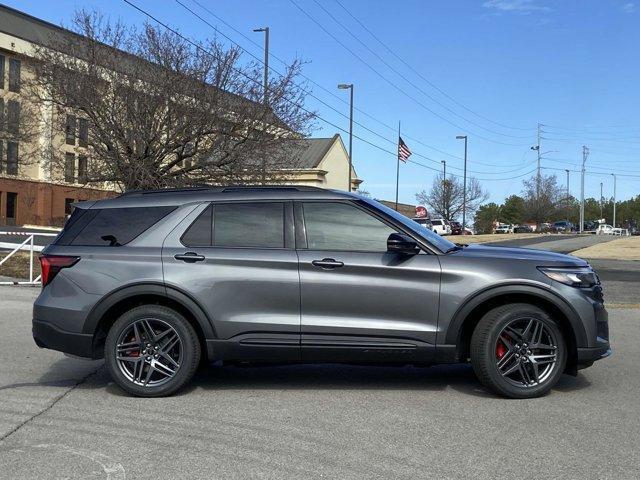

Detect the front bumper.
xmin=577 ymin=342 xmax=612 ymax=367
xmin=33 ymin=319 xmax=94 ymax=358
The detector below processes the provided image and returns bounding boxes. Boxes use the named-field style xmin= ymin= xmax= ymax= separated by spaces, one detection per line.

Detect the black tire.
xmin=470 ymin=303 xmax=567 ymax=399
xmin=105 ymin=305 xmax=201 ymax=397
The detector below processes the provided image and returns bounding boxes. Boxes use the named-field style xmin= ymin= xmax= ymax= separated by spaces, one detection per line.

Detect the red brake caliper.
xmin=129 ymin=335 xmax=140 ymax=357
xmin=496 ymin=336 xmax=508 ymax=359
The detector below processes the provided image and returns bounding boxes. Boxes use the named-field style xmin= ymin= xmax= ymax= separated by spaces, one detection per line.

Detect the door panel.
xmin=162 ymin=202 xmax=300 ymax=361
xmin=296 ymin=201 xmax=442 ymax=363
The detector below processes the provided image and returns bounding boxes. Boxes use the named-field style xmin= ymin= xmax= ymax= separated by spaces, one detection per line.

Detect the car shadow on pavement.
xmin=1 ymin=357 xmax=102 ymax=392
xmin=51 ymin=359 xmax=590 ymax=399
xmin=173 ymin=363 xmax=591 ymax=399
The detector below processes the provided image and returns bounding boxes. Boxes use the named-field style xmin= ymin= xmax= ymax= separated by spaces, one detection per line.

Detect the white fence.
xmin=0 ymin=231 xmax=59 ymax=285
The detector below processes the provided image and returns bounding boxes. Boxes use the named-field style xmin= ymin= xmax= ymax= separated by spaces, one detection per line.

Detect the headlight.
xmin=538 ymin=266 xmax=599 ymax=288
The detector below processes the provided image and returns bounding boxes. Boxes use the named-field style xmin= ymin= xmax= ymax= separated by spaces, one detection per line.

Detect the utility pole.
xmin=531 ymin=123 xmax=542 ymax=229
xmin=253 ymin=27 xmax=270 ymax=106
xmin=612 ymin=173 xmax=617 ymax=228
xmin=600 ymin=182 xmax=604 ymax=220
xmin=441 ymin=160 xmax=446 ymax=179
xmin=580 ymin=146 xmax=589 ymax=233
xmin=456 ymin=135 xmax=468 ymax=232
xmin=338 ymin=84 xmax=354 ymax=191
xmin=565 ymin=169 xmax=570 ymax=223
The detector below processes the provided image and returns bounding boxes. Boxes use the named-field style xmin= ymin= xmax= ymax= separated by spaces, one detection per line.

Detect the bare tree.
xmin=522 ymin=173 xmax=564 ymax=225
xmin=416 ymin=173 xmax=488 ymax=221
xmin=24 ymin=10 xmax=315 ymax=190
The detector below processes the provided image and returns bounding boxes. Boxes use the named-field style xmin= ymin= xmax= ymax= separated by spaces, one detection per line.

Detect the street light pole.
xmin=565 ymin=169 xmax=570 ymax=223
xmin=338 ymin=83 xmax=354 ymax=191
xmin=441 ymin=160 xmax=446 ymax=179
xmin=253 ymin=27 xmax=270 ymax=106
xmin=612 ymin=173 xmax=617 ymax=228
xmin=456 ymin=135 xmax=468 ymax=232
xmin=580 ymin=146 xmax=589 ymax=233
xmin=600 ymin=182 xmax=604 ymax=220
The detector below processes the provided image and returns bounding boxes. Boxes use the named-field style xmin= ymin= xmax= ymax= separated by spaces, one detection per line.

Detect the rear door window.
xmin=213 ymin=202 xmax=285 ymax=248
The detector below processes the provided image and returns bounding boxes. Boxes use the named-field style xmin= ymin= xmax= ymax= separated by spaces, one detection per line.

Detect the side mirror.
xmin=387 ymin=233 xmax=420 ymax=255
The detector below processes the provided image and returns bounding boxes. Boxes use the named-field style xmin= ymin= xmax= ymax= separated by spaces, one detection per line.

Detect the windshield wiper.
xmin=445 ymin=245 xmax=463 ymax=253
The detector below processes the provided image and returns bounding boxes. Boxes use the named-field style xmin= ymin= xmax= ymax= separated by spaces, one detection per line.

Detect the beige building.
xmin=0 ymin=5 xmax=362 ymax=226
xmin=280 ymin=134 xmax=361 ymax=192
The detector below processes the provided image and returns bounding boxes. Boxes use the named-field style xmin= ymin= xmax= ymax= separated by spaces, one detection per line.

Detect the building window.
xmin=65 ymin=152 xmax=75 ymax=183
xmin=78 ymin=155 xmax=87 ymax=183
xmin=8 ymin=58 xmax=20 ymax=93
xmin=6 ymin=141 xmax=18 ymax=176
xmin=78 ymin=118 xmax=88 ymax=147
xmin=65 ymin=115 xmax=76 ymax=145
xmin=6 ymin=192 xmax=18 ymax=225
xmin=65 ymin=198 xmax=75 ymax=216
xmin=7 ymin=100 xmax=19 ymax=135
xmin=0 ymin=55 xmax=4 ymax=90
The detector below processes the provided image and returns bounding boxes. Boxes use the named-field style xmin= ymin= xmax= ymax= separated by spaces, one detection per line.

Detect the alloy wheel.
xmin=495 ymin=317 xmax=558 ymax=388
xmin=115 ymin=318 xmax=183 ymax=387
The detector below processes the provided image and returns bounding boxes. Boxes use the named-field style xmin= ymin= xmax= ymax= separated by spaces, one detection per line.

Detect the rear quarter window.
xmin=55 ymin=206 xmax=175 ymax=246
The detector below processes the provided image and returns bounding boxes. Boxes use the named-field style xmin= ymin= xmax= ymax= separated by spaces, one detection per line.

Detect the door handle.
xmin=312 ymin=258 xmax=344 ymax=269
xmin=174 ymin=252 xmax=205 ymax=263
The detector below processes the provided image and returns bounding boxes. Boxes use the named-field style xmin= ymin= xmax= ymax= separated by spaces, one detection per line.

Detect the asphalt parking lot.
xmin=0 ymin=284 xmax=638 ymax=480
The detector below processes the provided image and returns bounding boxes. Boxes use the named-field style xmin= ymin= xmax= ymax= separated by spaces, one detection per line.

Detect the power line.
xmin=287 ymin=0 xmax=533 ymax=148
xmin=309 ymin=0 xmax=532 ymax=139
xmin=332 ymin=0 xmax=535 ymax=133
xmin=178 ymin=0 xmax=534 ymax=173
xmin=184 ymin=0 xmax=474 ymax=164
xmin=122 ymin=0 xmax=532 ymax=183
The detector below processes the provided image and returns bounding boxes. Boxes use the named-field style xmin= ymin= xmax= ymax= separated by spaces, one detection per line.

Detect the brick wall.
xmin=0 ymin=177 xmax=116 ymax=227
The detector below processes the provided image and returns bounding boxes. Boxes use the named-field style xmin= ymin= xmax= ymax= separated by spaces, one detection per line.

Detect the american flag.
xmin=398 ymin=136 xmax=412 ymax=162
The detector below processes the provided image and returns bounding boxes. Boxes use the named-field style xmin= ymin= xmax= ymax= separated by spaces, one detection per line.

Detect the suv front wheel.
xmin=105 ymin=305 xmax=201 ymax=397
xmin=470 ymin=303 xmax=567 ymax=398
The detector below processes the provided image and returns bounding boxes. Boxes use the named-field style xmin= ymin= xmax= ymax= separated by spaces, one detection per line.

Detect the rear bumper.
xmin=33 ymin=319 xmax=94 ymax=358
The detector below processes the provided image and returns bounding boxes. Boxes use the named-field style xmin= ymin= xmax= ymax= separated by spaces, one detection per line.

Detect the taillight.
xmin=39 ymin=255 xmax=80 ymax=287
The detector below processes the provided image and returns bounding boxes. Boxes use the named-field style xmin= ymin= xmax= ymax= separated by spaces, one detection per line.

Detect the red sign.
xmin=415 ymin=205 xmax=428 ymax=218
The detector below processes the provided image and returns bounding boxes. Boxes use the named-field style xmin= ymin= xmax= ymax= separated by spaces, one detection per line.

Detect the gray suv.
xmin=33 ymin=186 xmax=610 ymax=398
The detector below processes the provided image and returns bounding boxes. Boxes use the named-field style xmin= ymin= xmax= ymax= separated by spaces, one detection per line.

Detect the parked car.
xmin=33 ymin=186 xmax=610 ymax=399
xmin=412 ymin=217 xmax=433 ymax=231
xmin=494 ymin=223 xmax=513 ymax=234
xmin=551 ymin=221 xmax=575 ymax=233
xmin=430 ymin=218 xmax=451 ymax=236
xmin=513 ymin=224 xmax=533 ymax=234
xmin=582 ymin=221 xmax=598 ymax=232
xmin=596 ymin=224 xmax=614 ymax=235
xmin=450 ymin=221 xmax=462 ymax=235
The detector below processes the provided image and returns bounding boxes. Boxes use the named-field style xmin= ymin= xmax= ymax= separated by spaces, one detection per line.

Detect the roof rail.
xmin=119 ymin=186 xmax=215 ymax=197
xmin=221 ymin=185 xmax=324 ymax=193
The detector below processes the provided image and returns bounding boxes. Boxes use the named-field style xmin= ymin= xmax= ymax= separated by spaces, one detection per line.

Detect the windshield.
xmin=363 ymin=198 xmax=456 ymax=253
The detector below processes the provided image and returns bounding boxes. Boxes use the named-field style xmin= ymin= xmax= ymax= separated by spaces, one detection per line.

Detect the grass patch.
xmin=0 ymin=251 xmax=42 ymax=280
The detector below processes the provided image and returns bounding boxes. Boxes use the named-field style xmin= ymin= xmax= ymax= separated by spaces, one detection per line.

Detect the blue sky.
xmin=9 ymin=0 xmax=640 ymax=206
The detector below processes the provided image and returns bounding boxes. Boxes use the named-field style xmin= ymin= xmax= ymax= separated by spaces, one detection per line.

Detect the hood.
xmin=452 ymin=244 xmax=588 ymax=266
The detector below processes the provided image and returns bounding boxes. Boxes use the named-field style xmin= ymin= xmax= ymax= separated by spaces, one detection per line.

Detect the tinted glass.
xmin=182 ymin=204 xmax=213 ymax=246
xmin=214 ymin=203 xmax=284 ymax=248
xmin=303 ymin=202 xmax=397 ymax=252
xmin=361 ymin=198 xmax=456 ymax=253
xmin=70 ymin=206 xmax=175 ymax=246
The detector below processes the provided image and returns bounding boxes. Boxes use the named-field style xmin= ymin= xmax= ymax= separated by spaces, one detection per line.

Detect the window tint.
xmin=214 ymin=202 xmax=284 ymax=248
xmin=69 ymin=206 xmax=175 ymax=246
xmin=303 ymin=202 xmax=397 ymax=252
xmin=182 ymin=204 xmax=212 ymax=246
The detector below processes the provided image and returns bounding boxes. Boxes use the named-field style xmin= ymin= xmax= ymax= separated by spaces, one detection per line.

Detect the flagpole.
xmin=395 ymin=120 xmax=400 ymax=211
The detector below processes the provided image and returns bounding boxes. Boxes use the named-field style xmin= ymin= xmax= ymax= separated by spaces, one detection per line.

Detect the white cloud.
xmin=622 ymin=2 xmax=636 ymax=13
xmin=482 ymin=0 xmax=551 ymax=14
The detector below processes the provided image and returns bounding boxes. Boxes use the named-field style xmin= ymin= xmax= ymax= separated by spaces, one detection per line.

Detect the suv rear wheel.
xmin=470 ymin=303 xmax=567 ymax=399
xmin=105 ymin=305 xmax=201 ymax=397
